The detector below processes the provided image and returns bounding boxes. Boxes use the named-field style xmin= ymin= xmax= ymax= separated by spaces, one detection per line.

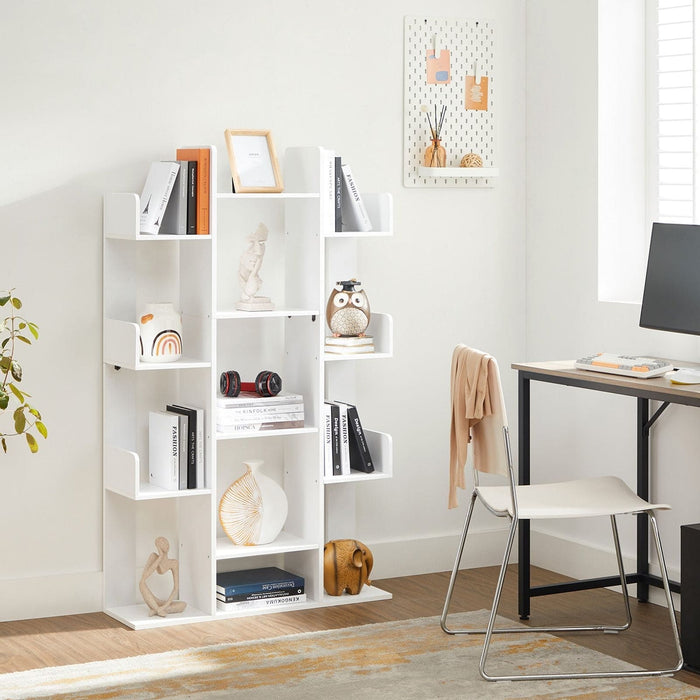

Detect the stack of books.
xmin=216 ymin=566 xmax=305 ymax=611
xmin=148 ymin=404 xmax=204 ymax=490
xmin=139 ymin=147 xmax=210 ymax=236
xmin=217 ymin=391 xmax=305 ymax=435
xmin=324 ymin=335 xmax=375 ymax=355
xmin=323 ymin=400 xmax=374 ymax=477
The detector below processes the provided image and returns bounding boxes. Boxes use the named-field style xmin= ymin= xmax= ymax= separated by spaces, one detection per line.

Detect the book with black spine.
xmin=335 ymin=401 xmax=374 ymax=473
xmin=186 ymin=161 xmax=197 ymax=234
xmin=159 ymin=160 xmax=188 ymax=235
xmin=139 ymin=162 xmax=180 ymax=234
xmin=166 ymin=404 xmax=199 ymax=488
xmin=148 ymin=411 xmax=180 ymax=490
xmin=340 ymin=162 xmax=372 ymax=232
xmin=329 ymin=402 xmax=342 ymax=476
xmin=334 ymin=156 xmax=343 ymax=232
xmin=323 ymin=402 xmax=333 ymax=477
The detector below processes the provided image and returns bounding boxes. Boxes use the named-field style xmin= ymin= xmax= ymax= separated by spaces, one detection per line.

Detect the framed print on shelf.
xmin=224 ymin=129 xmax=284 ymax=193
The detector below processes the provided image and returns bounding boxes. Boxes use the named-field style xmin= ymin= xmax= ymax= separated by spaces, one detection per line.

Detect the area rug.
xmin=0 ymin=610 xmax=697 ymax=699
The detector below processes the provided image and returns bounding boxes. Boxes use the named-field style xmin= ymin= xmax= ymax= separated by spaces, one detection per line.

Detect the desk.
xmin=512 ymin=359 xmax=700 ymax=620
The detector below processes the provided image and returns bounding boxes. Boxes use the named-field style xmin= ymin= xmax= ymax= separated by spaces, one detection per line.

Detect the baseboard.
xmin=369 ymin=526 xmax=510 ymax=579
xmin=0 ymin=571 xmax=102 ymax=622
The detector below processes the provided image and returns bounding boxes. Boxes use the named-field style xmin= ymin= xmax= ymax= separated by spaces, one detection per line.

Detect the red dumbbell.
xmin=219 ymin=370 xmax=282 ymax=398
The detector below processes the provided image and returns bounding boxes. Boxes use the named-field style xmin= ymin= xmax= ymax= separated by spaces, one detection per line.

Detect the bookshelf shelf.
xmin=215 ymin=534 xmax=319 ymax=560
xmin=103 ymin=145 xmax=393 ymax=629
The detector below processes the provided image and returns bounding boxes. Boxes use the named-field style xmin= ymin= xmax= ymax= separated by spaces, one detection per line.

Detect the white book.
xmin=325 ymin=335 xmax=374 ymax=346
xmin=140 ymin=162 xmax=180 ymax=234
xmin=340 ymin=163 xmax=372 ymax=232
xmin=323 ymin=402 xmax=333 ymax=477
xmin=217 ymin=410 xmax=305 ymax=427
xmin=216 ymin=404 xmax=304 ymax=425
xmin=216 ymin=593 xmax=306 ymax=611
xmin=217 ymin=402 xmax=305 ymax=419
xmin=148 ymin=411 xmax=180 ymax=491
xmin=325 ymin=344 xmax=375 ymax=355
xmin=216 ymin=391 xmax=304 ymax=409
xmin=335 ymin=402 xmax=351 ymax=475
xmin=159 ymin=160 xmax=188 ymax=235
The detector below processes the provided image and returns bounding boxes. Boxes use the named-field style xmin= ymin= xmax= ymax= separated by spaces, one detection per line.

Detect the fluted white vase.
xmin=219 ymin=460 xmax=288 ymax=545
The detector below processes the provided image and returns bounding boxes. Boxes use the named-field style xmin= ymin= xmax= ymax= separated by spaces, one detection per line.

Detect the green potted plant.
xmin=1 ymin=289 xmax=47 ymax=452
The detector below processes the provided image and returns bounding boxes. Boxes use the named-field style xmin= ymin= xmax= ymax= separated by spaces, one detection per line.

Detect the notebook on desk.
xmin=574 ymin=353 xmax=674 ymax=379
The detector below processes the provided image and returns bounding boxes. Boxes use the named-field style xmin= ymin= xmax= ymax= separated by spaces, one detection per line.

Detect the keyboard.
xmin=574 ymin=353 xmax=674 ymax=379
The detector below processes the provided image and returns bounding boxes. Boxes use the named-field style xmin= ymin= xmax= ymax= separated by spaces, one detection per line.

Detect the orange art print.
xmin=464 ymin=75 xmax=489 ymax=110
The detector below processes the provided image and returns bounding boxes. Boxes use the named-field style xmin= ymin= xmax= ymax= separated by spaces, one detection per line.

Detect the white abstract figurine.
xmin=236 ymin=222 xmax=275 ymax=311
xmin=139 ymin=536 xmax=187 ymax=617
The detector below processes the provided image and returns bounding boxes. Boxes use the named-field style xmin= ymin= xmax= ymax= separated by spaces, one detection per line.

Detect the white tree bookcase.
xmin=102 ymin=146 xmax=394 ymax=629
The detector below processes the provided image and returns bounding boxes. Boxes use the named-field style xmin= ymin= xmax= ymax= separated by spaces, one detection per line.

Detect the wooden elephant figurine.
xmin=323 ymin=539 xmax=373 ymax=596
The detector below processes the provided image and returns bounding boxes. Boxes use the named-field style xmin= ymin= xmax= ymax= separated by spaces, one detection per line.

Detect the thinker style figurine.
xmin=236 ymin=222 xmax=275 ymax=311
xmin=139 ymin=536 xmax=187 ymax=617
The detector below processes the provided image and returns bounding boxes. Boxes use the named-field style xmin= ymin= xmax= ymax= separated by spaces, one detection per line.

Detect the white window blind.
xmin=657 ymin=0 xmax=694 ymax=222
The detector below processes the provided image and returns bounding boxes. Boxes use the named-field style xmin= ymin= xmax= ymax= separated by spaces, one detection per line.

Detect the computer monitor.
xmin=640 ymin=222 xmax=700 ymax=336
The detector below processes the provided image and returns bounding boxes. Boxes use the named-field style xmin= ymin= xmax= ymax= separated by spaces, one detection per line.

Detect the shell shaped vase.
xmin=219 ymin=460 xmax=288 ymax=545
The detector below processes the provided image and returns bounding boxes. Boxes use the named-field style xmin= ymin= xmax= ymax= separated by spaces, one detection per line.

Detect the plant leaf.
xmin=0 ymin=296 xmax=9 ymax=307
xmin=9 ymin=383 xmax=25 ymax=403
xmin=36 ymin=421 xmax=47 ymax=438
xmin=27 ymin=323 xmax=39 ymax=340
xmin=16 ymin=335 xmax=31 ymax=345
xmin=10 ymin=361 xmax=22 ymax=382
xmin=0 ymin=357 xmax=10 ymax=372
xmin=14 ymin=407 xmax=26 ymax=433
xmin=1 ymin=437 xmax=6 ymax=453
xmin=11 ymin=297 xmax=22 ymax=310
xmin=0 ymin=390 xmax=8 ymax=410
xmin=26 ymin=432 xmax=37 ymax=453
xmin=28 ymin=407 xmax=41 ymax=419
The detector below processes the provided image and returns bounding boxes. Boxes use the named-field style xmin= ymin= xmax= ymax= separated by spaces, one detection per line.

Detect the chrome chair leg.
xmin=649 ymin=513 xmax=683 ymax=673
xmin=441 ymin=491 xmax=477 ymax=634
xmin=610 ymin=514 xmax=632 ymax=631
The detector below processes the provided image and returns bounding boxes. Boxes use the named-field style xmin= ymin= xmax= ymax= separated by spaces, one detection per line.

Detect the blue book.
xmin=216 ymin=567 xmax=304 ymax=596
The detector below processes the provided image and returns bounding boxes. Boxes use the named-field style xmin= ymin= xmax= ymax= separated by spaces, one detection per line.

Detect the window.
xmin=656 ymin=0 xmax=694 ymax=223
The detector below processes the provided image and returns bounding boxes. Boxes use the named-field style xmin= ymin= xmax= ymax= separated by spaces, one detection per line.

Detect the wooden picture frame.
xmin=224 ymin=129 xmax=283 ymax=193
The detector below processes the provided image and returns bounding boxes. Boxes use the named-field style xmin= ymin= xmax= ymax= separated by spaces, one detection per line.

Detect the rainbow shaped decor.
xmin=139 ymin=303 xmax=183 ymax=363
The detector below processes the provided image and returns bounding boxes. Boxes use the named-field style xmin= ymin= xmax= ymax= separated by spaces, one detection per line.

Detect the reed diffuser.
xmin=422 ymin=104 xmax=447 ymax=167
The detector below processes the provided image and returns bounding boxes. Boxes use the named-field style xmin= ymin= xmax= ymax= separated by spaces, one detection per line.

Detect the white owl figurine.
xmin=326 ymin=279 xmax=371 ymax=337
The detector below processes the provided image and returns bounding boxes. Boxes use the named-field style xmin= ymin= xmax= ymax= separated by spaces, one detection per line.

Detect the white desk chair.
xmin=441 ymin=348 xmax=683 ymax=681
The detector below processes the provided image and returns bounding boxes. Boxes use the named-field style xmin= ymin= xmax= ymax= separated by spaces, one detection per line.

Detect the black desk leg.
xmin=518 ymin=372 xmax=531 ymax=619
xmin=637 ymin=398 xmax=650 ymax=603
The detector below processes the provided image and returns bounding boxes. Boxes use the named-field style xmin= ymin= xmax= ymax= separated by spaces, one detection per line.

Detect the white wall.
xmin=526 ymin=0 xmax=700 ymax=596
xmin=0 ymin=0 xmax=526 ymax=619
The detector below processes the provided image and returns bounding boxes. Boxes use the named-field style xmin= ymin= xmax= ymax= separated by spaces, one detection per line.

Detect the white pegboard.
xmin=404 ymin=16 xmax=496 ymax=188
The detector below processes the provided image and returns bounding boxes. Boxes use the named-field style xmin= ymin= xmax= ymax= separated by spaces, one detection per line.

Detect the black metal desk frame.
xmin=515 ymin=363 xmax=699 ymax=620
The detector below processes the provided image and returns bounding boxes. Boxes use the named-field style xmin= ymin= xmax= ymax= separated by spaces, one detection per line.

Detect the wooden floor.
xmin=0 ymin=565 xmax=697 ymax=689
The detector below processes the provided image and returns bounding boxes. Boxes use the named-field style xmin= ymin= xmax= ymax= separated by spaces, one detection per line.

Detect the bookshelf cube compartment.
xmin=103 ymin=491 xmax=212 ymax=629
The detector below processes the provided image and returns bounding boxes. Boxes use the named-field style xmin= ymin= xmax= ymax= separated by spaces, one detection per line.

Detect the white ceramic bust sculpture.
xmin=236 ymin=223 xmax=275 ymax=311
